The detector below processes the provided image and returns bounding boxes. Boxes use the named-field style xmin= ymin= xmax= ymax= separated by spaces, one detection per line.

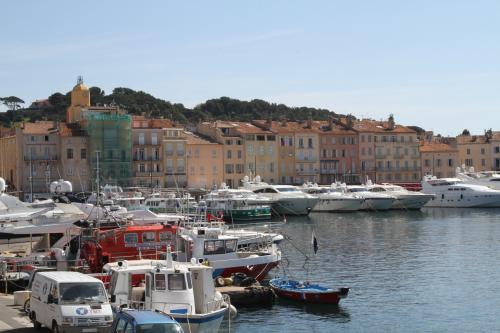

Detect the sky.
xmin=1 ymin=0 xmax=499 ymax=136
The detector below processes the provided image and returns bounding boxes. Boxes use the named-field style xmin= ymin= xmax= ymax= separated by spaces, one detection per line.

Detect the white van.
xmin=30 ymin=271 xmax=113 ymax=333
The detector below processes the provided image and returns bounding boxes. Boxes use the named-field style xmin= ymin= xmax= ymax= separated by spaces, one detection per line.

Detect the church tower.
xmin=67 ymin=76 xmax=91 ymax=123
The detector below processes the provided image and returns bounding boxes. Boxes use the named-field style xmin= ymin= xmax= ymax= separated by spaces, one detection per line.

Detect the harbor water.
xmin=221 ymin=208 xmax=500 ymax=333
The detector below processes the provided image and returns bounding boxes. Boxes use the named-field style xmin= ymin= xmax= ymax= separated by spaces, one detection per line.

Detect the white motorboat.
xmin=421 ymin=175 xmax=500 ymax=208
xmin=299 ymin=183 xmax=363 ymax=212
xmin=365 ymin=183 xmax=434 ymax=210
xmin=105 ymin=251 xmax=229 ymax=333
xmin=333 ymin=184 xmax=395 ymax=211
xmin=240 ymin=176 xmax=319 ymax=215
xmin=143 ymin=191 xmax=198 ymax=213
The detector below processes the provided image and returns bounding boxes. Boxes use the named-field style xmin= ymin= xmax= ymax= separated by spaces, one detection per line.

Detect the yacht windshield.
xmin=136 ymin=323 xmax=183 ymax=333
xmin=349 ymin=188 xmax=367 ymax=192
xmin=59 ymin=282 xmax=107 ymax=304
xmin=277 ymin=187 xmax=299 ymax=192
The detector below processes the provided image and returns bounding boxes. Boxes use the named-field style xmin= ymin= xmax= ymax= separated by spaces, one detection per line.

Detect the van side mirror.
xmin=47 ymin=294 xmax=54 ymax=304
xmin=110 ymin=295 xmax=116 ymax=303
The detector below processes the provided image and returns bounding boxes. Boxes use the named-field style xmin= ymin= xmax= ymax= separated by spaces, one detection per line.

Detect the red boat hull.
xmin=270 ymin=286 xmax=348 ymax=305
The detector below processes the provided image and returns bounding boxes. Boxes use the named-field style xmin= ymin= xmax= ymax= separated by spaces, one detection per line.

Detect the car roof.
xmin=121 ymin=310 xmax=178 ymax=324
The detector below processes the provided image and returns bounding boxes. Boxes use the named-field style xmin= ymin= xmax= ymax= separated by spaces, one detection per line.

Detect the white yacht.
xmin=366 ymin=183 xmax=434 ymax=210
xmin=334 ymin=184 xmax=395 ymax=211
xmin=421 ymin=175 xmax=500 ymax=208
xmin=299 ymin=183 xmax=363 ymax=212
xmin=241 ymin=176 xmax=319 ymax=215
xmin=143 ymin=191 xmax=198 ymax=213
xmin=455 ymin=167 xmax=500 ymax=191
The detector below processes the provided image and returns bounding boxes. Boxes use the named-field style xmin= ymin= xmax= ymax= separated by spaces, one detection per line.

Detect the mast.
xmin=29 ymin=150 xmax=34 ymax=202
xmin=96 ymin=150 xmax=100 ymax=222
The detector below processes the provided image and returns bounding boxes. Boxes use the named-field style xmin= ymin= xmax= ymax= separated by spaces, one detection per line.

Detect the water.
xmin=220 ymin=208 xmax=500 ymax=333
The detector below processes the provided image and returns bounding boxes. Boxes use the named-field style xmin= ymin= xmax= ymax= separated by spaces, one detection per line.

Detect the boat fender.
xmin=229 ymin=304 xmax=238 ymax=318
xmin=215 ymin=276 xmax=225 ymax=287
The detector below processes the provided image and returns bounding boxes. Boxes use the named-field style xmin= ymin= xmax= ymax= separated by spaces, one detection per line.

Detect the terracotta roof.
xmin=132 ymin=116 xmax=174 ymax=129
xmin=251 ymin=120 xmax=321 ymax=134
xmin=456 ymin=135 xmax=490 ymax=144
xmin=420 ymin=142 xmax=458 ymax=153
xmin=22 ymin=121 xmax=59 ymax=135
xmin=59 ymin=123 xmax=86 ymax=137
xmin=231 ymin=122 xmax=273 ymax=134
xmin=353 ymin=119 xmax=416 ymax=134
xmin=185 ymin=132 xmax=219 ymax=145
xmin=314 ymin=121 xmax=357 ymax=135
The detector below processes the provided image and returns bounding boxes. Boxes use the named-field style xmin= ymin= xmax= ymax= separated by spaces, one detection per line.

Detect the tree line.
xmin=0 ymin=87 xmax=338 ymax=127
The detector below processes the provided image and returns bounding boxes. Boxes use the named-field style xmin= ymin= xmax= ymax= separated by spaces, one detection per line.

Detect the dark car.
xmin=111 ymin=309 xmax=184 ymax=333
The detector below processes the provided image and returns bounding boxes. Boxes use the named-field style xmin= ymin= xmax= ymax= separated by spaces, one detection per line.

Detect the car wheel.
xmin=32 ymin=313 xmax=42 ymax=330
xmin=23 ymin=298 xmax=30 ymax=314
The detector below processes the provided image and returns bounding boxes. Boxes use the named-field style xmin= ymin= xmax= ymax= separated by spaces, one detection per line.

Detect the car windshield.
xmin=59 ymin=282 xmax=107 ymax=304
xmin=136 ymin=323 xmax=184 ymax=333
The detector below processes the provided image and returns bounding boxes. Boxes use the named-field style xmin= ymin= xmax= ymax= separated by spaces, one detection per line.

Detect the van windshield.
xmin=59 ymin=282 xmax=107 ymax=304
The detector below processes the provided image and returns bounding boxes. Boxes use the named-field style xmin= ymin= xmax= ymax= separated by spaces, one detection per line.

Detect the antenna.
xmin=77 ymin=75 xmax=83 ymax=85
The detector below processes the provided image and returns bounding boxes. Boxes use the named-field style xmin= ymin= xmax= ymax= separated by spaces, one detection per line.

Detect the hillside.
xmin=0 ymin=87 xmax=339 ymax=127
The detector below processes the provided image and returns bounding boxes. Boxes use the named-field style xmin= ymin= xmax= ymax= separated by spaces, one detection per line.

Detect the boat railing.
xmin=226 ymin=221 xmax=285 ymax=232
xmin=128 ymin=300 xmax=193 ymax=315
xmin=0 ymin=257 xmax=90 ymax=274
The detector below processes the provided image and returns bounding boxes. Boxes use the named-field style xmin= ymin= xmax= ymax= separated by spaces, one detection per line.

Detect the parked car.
xmin=111 ymin=309 xmax=184 ymax=333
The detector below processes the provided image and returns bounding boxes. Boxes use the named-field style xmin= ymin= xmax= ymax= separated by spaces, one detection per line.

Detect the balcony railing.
xmin=24 ymin=155 xmax=58 ymax=161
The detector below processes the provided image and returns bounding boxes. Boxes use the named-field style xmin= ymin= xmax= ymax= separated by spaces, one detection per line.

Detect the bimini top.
xmin=118 ymin=309 xmax=178 ymax=325
xmin=37 ymin=271 xmax=102 ymax=283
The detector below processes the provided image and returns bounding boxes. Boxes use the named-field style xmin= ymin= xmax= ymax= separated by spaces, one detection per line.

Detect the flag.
xmin=312 ymin=231 xmax=318 ymax=254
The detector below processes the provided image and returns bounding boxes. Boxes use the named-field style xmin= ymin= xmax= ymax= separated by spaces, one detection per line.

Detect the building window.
xmin=225 ymin=164 xmax=234 ymax=174
xmin=237 ymin=150 xmax=242 ymax=159
xmin=227 ymin=150 xmax=232 ymax=159
xmin=465 ymin=158 xmax=473 ymax=166
xmin=424 ymin=159 xmax=430 ymax=167
xmin=139 ymin=164 xmax=145 ymax=172
xmin=269 ymin=162 xmax=274 ymax=172
xmin=467 ymin=148 xmax=471 ymax=155
xmin=481 ymin=148 xmax=485 ymax=155
xmin=267 ymin=135 xmax=275 ymax=141
xmin=80 ymin=149 xmax=87 ymax=159
xmin=448 ymin=159 xmax=453 ymax=167
xmin=212 ymin=149 xmax=217 ymax=158
xmin=225 ymin=139 xmax=232 ymax=145
xmin=259 ymin=145 xmax=265 ymax=156
xmin=152 ymin=133 xmax=158 ymax=145
xmin=288 ymin=137 xmax=293 ymax=146
xmin=44 ymin=135 xmax=49 ymax=142
xmin=482 ymin=159 xmax=486 ymax=166
xmin=67 ymin=148 xmax=73 ymax=159
xmin=299 ymin=138 xmax=304 ymax=148
xmin=436 ymin=159 xmax=442 ymax=167
xmin=308 ymin=138 xmax=313 ymax=148
xmin=139 ymin=133 xmax=145 ymax=145
xmin=257 ymin=135 xmax=265 ymax=141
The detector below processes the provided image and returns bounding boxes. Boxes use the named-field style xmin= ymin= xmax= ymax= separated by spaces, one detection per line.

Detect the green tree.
xmin=1 ymin=96 xmax=25 ymax=111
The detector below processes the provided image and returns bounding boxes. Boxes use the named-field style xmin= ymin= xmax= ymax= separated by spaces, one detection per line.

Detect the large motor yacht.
xmin=299 ymin=183 xmax=363 ymax=212
xmin=421 ymin=175 xmax=500 ymax=208
xmin=332 ymin=183 xmax=395 ymax=211
xmin=241 ymin=176 xmax=319 ymax=215
xmin=365 ymin=182 xmax=434 ymax=210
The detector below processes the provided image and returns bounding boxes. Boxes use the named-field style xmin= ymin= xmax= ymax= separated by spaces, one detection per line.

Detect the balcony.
xmin=135 ymin=171 xmax=163 ymax=177
xmin=393 ymin=154 xmax=405 ymax=159
xmin=296 ymin=169 xmax=319 ymax=175
xmin=375 ymin=154 xmax=387 ymax=159
xmin=24 ymin=155 xmax=58 ymax=161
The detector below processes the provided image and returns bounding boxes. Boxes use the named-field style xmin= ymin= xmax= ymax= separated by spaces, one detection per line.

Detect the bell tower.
xmin=67 ymin=76 xmax=91 ymax=123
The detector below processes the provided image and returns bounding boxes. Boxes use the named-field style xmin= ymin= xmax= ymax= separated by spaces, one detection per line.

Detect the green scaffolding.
xmin=85 ymin=113 xmax=132 ymax=188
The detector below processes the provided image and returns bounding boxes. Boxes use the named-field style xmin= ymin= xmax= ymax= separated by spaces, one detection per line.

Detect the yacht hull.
xmin=173 ymin=307 xmax=227 ymax=333
xmin=424 ymin=195 xmax=500 ymax=208
xmin=391 ymin=194 xmax=434 ymax=210
xmin=360 ymin=198 xmax=394 ymax=211
xmin=312 ymin=198 xmax=363 ymax=212
xmin=271 ymin=198 xmax=319 ymax=215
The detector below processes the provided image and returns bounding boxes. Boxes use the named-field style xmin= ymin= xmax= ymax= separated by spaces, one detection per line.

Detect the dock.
xmin=217 ymin=285 xmax=274 ymax=307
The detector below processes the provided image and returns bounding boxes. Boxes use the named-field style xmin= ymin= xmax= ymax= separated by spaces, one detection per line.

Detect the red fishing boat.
xmin=269 ymin=278 xmax=349 ymax=305
xmin=80 ymin=224 xmax=177 ymax=272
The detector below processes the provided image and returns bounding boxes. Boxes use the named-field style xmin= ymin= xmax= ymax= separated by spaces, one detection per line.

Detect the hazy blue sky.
xmin=1 ymin=1 xmax=499 ymax=135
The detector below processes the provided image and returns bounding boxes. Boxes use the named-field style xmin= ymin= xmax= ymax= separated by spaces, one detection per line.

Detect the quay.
xmin=0 ymin=294 xmax=33 ymax=331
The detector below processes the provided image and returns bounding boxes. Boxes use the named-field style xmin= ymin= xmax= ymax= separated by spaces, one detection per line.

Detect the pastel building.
xmin=185 ymin=132 xmax=223 ymax=189
xmin=316 ymin=118 xmax=359 ymax=184
xmin=420 ymin=141 xmax=459 ymax=178
xmin=456 ymin=133 xmax=492 ymax=172
xmin=162 ymin=127 xmax=187 ymax=188
xmin=131 ymin=116 xmax=172 ymax=188
xmin=59 ymin=123 xmax=91 ymax=192
xmin=354 ymin=116 xmax=420 ymax=183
